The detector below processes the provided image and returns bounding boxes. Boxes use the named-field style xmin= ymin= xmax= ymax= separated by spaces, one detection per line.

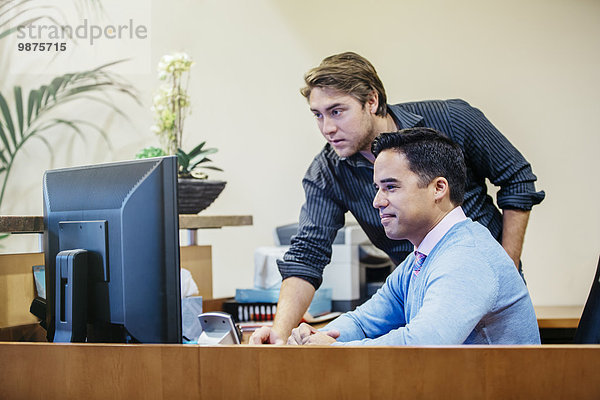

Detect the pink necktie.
xmin=413 ymin=251 xmax=427 ymax=276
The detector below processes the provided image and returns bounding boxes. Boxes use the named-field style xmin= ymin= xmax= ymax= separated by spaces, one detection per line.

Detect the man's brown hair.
xmin=300 ymin=52 xmax=388 ymax=116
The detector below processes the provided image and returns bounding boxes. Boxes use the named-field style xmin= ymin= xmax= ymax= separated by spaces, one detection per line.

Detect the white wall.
xmin=2 ymin=0 xmax=599 ymax=306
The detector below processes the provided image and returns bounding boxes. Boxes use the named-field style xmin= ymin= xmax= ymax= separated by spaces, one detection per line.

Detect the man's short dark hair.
xmin=300 ymin=52 xmax=388 ymax=116
xmin=371 ymin=128 xmax=467 ymax=205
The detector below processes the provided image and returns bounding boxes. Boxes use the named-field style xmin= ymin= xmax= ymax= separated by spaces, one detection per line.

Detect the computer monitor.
xmin=43 ymin=156 xmax=181 ymax=343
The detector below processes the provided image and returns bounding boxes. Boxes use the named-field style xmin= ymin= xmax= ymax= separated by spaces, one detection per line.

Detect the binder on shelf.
xmin=223 ymin=300 xmax=276 ymax=323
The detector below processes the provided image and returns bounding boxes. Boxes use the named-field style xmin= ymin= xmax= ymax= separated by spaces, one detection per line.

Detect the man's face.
xmin=308 ymin=87 xmax=377 ymax=158
xmin=373 ymin=150 xmax=437 ymax=246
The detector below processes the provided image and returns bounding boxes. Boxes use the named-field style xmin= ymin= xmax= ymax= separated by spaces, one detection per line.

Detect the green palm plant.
xmin=0 ymin=60 xmax=138 ymax=211
xmin=0 ymin=1 xmax=136 ymax=242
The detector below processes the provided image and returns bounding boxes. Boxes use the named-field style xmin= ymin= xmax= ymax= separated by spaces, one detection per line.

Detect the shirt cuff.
xmin=497 ymin=190 xmax=545 ymax=211
xmin=277 ymin=259 xmax=322 ymax=290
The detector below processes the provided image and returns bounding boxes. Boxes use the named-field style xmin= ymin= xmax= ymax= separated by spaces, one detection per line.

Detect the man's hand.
xmin=287 ymin=322 xmax=340 ymax=345
xmin=249 ymin=277 xmax=315 ymax=345
xmin=248 ymin=326 xmax=285 ymax=345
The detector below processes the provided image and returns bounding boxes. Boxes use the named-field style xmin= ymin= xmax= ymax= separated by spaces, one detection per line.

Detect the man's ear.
xmin=366 ymin=90 xmax=379 ymax=114
xmin=433 ymin=177 xmax=449 ymax=202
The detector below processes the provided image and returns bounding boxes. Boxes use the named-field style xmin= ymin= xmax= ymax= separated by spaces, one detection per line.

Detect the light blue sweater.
xmin=326 ymin=219 xmax=540 ymax=345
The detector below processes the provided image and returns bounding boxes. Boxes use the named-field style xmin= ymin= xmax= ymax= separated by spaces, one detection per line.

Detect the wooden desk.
xmin=1 ymin=343 xmax=599 ymax=399
xmin=534 ymin=305 xmax=583 ymax=329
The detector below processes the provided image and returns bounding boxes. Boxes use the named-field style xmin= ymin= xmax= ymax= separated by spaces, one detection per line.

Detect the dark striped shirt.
xmin=278 ymin=99 xmax=545 ymax=289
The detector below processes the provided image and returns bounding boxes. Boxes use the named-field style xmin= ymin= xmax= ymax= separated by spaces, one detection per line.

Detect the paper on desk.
xmin=33 ymin=265 xmax=46 ymax=299
xmin=180 ymin=267 xmax=199 ymax=298
xmin=182 ymin=296 xmax=203 ymax=341
xmin=301 ymin=311 xmax=342 ymax=324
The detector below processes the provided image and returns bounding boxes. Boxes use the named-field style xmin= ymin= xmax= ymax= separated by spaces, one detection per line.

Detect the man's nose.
xmin=321 ymin=116 xmax=337 ymax=136
xmin=373 ymin=189 xmax=387 ymax=209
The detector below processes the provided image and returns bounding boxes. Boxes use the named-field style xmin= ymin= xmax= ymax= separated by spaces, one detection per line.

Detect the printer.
xmin=255 ymin=223 xmax=394 ymax=312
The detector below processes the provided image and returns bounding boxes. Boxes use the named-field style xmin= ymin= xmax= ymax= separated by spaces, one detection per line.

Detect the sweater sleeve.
xmin=324 ymin=259 xmax=410 ymax=342
xmin=331 ymin=250 xmax=498 ymax=346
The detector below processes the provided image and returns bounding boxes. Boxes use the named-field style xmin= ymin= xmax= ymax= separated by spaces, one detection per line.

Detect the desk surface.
xmin=534 ymin=305 xmax=583 ymax=329
xmin=0 ymin=214 xmax=253 ymax=233
xmin=1 ymin=342 xmax=599 ymax=399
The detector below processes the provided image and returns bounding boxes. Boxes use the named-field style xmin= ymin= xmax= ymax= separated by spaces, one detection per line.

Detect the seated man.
xmin=288 ymin=128 xmax=540 ymax=346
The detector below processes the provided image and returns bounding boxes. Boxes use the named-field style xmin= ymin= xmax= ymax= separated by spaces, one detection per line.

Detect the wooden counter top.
xmin=1 ymin=343 xmax=599 ymax=399
xmin=0 ymin=214 xmax=253 ymax=234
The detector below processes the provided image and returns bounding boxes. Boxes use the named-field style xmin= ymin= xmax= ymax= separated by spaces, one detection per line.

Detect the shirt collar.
xmin=415 ymin=206 xmax=467 ymax=256
xmin=342 ymin=152 xmax=373 ymax=168
xmin=387 ymin=104 xmax=424 ymax=129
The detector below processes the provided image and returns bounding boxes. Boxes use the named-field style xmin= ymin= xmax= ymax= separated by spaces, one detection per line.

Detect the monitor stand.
xmin=53 ymin=249 xmax=88 ymax=342
xmin=52 ymin=220 xmax=108 ymax=343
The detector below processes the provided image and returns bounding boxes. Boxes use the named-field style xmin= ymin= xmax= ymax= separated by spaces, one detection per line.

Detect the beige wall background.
xmin=1 ymin=0 xmax=599 ymax=306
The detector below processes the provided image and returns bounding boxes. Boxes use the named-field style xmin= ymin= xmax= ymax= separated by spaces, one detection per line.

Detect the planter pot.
xmin=178 ymin=178 xmax=226 ymax=214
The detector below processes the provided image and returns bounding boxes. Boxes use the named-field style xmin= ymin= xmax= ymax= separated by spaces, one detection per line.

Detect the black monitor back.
xmin=43 ymin=156 xmax=181 ymax=343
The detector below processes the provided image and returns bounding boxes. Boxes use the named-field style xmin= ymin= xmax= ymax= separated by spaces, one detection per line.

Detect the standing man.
xmin=249 ymin=52 xmax=544 ymax=345
xmin=287 ymin=129 xmax=540 ymax=346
